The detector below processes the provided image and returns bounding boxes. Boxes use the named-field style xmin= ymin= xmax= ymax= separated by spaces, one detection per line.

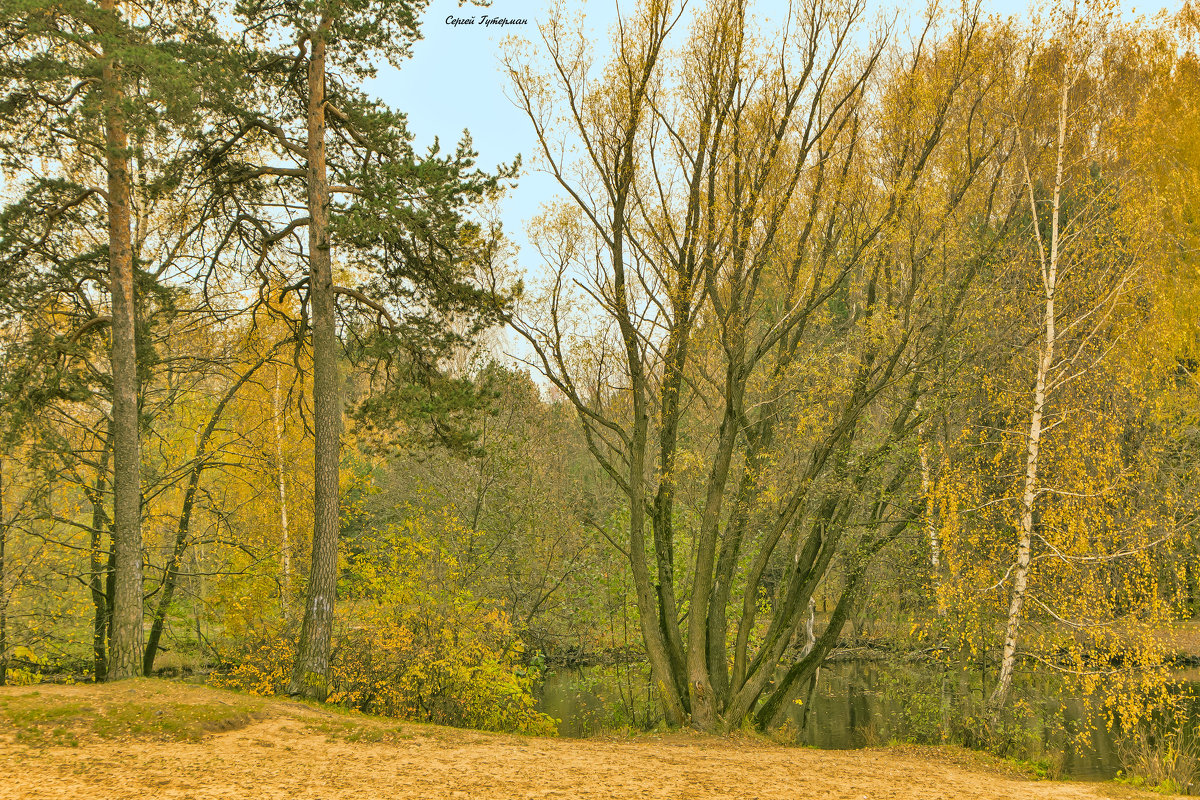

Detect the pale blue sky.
xmin=365 ymin=0 xmax=1185 ymax=261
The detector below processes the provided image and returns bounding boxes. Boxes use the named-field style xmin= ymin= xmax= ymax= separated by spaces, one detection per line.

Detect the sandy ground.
xmin=0 ymin=683 xmax=1169 ymax=800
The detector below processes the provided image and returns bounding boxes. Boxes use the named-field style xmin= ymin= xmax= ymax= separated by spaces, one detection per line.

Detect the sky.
xmin=365 ymin=0 xmax=1187 ymax=268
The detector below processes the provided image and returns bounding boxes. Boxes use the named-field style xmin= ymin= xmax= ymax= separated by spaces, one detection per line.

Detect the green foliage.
xmin=201 ymin=0 xmax=521 ymax=455
xmin=339 ymin=627 xmax=554 ymax=735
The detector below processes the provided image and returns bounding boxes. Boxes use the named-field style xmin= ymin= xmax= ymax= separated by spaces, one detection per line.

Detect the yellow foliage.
xmin=212 ymin=515 xmax=556 ymax=736
xmin=211 ymin=605 xmax=555 ymax=735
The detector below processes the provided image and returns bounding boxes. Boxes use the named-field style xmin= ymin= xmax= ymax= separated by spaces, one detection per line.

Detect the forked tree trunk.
xmin=989 ymin=70 xmax=1070 ymax=713
xmin=615 ymin=227 xmax=687 ymax=727
xmin=289 ymin=18 xmax=340 ymax=700
xmin=101 ymin=0 xmax=145 ymax=682
xmin=686 ymin=401 xmax=742 ymax=730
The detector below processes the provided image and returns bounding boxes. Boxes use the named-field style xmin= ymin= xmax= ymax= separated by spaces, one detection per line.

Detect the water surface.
xmin=535 ymin=659 xmax=1198 ymax=780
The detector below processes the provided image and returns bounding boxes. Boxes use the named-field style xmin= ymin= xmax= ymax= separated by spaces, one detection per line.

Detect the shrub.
xmin=329 ymin=603 xmax=556 ymax=735
xmin=212 ymin=520 xmax=555 ymax=736
xmin=1118 ymin=722 xmax=1199 ymax=795
xmin=211 ymin=605 xmax=554 ymax=735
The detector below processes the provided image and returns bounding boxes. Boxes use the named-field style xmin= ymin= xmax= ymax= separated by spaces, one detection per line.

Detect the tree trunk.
xmin=88 ymin=429 xmax=113 ymax=681
xmin=917 ymin=408 xmax=944 ymax=617
xmin=619 ymin=257 xmax=687 ymax=725
xmin=648 ymin=345 xmax=691 ymax=709
xmin=105 ymin=542 xmax=116 ymax=670
xmin=989 ymin=71 xmax=1070 ymax=713
xmin=274 ymin=369 xmax=292 ymax=617
xmin=754 ymin=564 xmax=863 ymax=729
xmin=706 ymin=460 xmax=759 ymax=705
xmin=1187 ymin=561 xmax=1199 ymax=619
xmin=918 ymin=412 xmax=941 ymax=572
xmin=989 ymin=297 xmax=1053 ymax=711
xmin=0 ymin=457 xmax=7 ymax=687
xmin=686 ymin=399 xmax=742 ymax=730
xmin=89 ymin=516 xmax=109 ymax=682
xmin=143 ymin=477 xmax=200 ymax=677
xmin=102 ymin=0 xmax=144 ymax=681
xmin=289 ymin=18 xmax=339 ymax=701
xmin=145 ymin=352 xmax=276 ymax=675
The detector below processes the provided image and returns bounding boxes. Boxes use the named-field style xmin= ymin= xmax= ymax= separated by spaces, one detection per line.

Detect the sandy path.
xmin=1 ymin=717 xmax=1142 ymax=800
xmin=0 ymin=683 xmax=1156 ymax=800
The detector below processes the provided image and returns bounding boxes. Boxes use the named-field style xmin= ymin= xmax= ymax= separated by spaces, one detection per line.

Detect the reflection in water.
xmin=537 ymin=662 xmax=658 ymax=737
xmin=535 ymin=660 xmax=1196 ymax=779
xmin=783 ymin=661 xmax=1120 ymax=778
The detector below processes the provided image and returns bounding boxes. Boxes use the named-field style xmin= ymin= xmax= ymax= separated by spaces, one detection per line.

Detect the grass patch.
xmin=89 ymin=700 xmax=263 ymax=741
xmin=0 ymin=681 xmax=267 ymax=745
xmin=304 ymin=717 xmax=412 ymax=744
xmin=1 ymin=697 xmax=93 ymax=747
xmin=0 ymin=679 xmax=428 ymax=748
xmin=887 ymin=742 xmax=1061 ymax=782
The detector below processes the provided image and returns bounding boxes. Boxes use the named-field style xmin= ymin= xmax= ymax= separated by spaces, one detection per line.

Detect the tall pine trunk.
xmin=289 ymin=18 xmax=339 ymax=700
xmin=101 ymin=0 xmax=144 ymax=681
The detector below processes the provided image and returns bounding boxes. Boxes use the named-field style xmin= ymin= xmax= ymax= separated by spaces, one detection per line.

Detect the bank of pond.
xmin=535 ymin=658 xmax=1200 ymax=787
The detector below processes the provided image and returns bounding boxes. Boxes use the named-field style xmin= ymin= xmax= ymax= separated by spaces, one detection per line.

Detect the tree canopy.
xmin=0 ymin=0 xmax=1198 ymax=787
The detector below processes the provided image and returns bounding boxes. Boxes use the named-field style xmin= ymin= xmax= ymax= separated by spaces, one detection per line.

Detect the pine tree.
xmin=0 ymin=0 xmax=220 ymax=680
xmin=202 ymin=0 xmax=515 ymax=700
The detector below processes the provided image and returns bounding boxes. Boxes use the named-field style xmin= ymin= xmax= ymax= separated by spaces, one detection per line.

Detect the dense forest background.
xmin=1 ymin=0 xmax=1199 ymax=786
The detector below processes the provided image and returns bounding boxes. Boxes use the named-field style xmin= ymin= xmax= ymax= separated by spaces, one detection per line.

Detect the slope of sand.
xmin=0 ymin=681 xmax=1171 ymax=800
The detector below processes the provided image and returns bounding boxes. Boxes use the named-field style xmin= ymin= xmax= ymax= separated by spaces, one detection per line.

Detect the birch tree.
xmin=985 ymin=0 xmax=1154 ymax=712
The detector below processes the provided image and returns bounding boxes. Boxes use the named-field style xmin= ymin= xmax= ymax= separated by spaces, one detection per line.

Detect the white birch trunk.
xmin=989 ymin=66 xmax=1071 ymax=712
xmin=273 ymin=369 xmax=291 ymax=616
xmin=919 ymin=438 xmax=941 ymax=572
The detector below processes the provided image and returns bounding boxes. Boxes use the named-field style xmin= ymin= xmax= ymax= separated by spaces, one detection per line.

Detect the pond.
xmin=535 ymin=659 xmax=1200 ymax=780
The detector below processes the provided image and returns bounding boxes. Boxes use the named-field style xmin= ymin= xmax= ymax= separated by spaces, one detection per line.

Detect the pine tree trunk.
xmin=289 ymin=18 xmax=339 ymax=701
xmin=102 ymin=0 xmax=144 ymax=681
